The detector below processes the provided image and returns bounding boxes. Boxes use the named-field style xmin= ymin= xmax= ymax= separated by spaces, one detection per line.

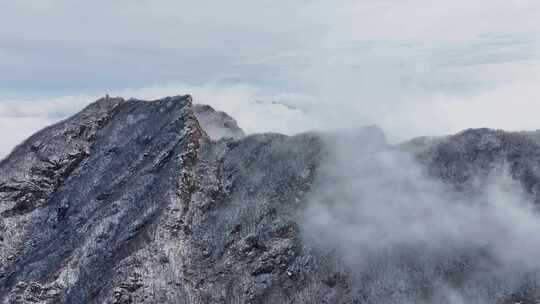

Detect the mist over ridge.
xmin=302 ymin=126 xmax=540 ymax=303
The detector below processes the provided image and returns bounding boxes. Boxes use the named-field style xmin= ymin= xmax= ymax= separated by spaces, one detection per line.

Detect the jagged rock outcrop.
xmin=1 ymin=95 xmax=540 ymax=303
xmin=0 ymin=95 xmax=324 ymax=304
xmin=193 ymin=104 xmax=244 ymax=140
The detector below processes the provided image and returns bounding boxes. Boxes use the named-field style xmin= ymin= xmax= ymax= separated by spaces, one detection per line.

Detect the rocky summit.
xmin=1 ymin=95 xmax=540 ymax=303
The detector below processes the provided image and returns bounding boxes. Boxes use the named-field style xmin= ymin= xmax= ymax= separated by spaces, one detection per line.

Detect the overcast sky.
xmin=1 ymin=0 xmax=540 ymax=156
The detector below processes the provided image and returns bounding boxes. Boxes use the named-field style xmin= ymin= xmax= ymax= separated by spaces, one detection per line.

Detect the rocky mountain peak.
xmin=1 ymin=95 xmax=540 ymax=303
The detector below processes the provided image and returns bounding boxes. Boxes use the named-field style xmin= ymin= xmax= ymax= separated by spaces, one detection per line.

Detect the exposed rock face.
xmin=406 ymin=128 xmax=540 ymax=201
xmin=1 ymin=95 xmax=540 ymax=303
xmin=193 ymin=104 xmax=244 ymax=140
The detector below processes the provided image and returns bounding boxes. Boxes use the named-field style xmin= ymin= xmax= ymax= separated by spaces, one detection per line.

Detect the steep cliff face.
xmin=0 ymin=95 xmax=204 ymax=303
xmin=1 ymin=95 xmax=540 ymax=304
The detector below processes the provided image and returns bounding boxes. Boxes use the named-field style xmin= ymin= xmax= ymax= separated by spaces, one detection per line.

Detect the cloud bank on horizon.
xmin=1 ymin=0 xmax=540 ymax=157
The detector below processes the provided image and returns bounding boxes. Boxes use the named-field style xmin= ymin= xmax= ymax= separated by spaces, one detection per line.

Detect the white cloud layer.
xmin=1 ymin=73 xmax=540 ymax=159
xmin=302 ymin=132 xmax=540 ymax=303
xmin=1 ymin=0 xmax=540 ymax=156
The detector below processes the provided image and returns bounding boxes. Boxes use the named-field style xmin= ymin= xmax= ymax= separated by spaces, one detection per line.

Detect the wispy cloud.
xmin=1 ymin=1 xmax=540 ymax=155
xmin=1 ymin=0 xmax=539 ymax=92
xmin=302 ymin=131 xmax=540 ymax=303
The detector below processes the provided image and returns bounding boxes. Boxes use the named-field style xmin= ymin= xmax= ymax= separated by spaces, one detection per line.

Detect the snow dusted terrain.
xmin=2 ymin=95 xmax=540 ymax=303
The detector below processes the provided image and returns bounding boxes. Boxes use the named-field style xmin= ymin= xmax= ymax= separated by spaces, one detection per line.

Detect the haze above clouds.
xmin=1 ymin=0 xmax=540 ymax=156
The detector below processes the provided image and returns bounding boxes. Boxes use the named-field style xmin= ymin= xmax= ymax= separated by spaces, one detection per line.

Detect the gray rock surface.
xmin=1 ymin=95 xmax=540 ymax=303
xmin=405 ymin=128 xmax=540 ymax=201
xmin=193 ymin=104 xmax=244 ymax=140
